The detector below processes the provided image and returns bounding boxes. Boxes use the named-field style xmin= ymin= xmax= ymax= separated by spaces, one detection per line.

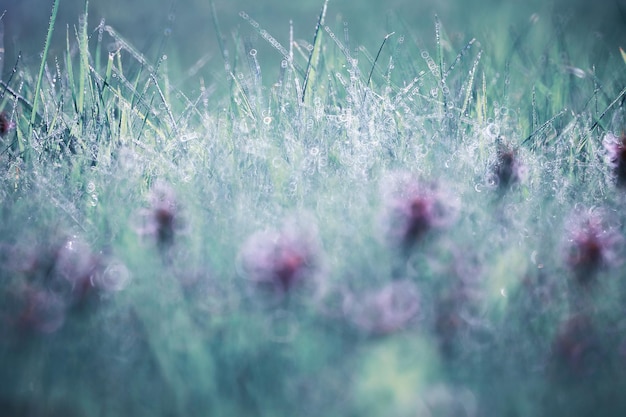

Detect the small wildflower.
xmin=54 ymin=236 xmax=104 ymax=305
xmin=603 ymin=132 xmax=626 ymax=187
xmin=139 ymin=181 xmax=180 ymax=250
xmin=564 ymin=209 xmax=622 ymax=284
xmin=345 ymin=280 xmax=420 ymax=336
xmin=381 ymin=173 xmax=456 ymax=250
xmin=490 ymin=140 xmax=523 ymax=192
xmin=238 ymin=218 xmax=321 ymax=295
xmin=0 ymin=112 xmax=15 ymax=137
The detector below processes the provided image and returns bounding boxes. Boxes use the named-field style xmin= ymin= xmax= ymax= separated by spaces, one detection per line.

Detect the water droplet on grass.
xmin=100 ymin=262 xmax=132 ymax=292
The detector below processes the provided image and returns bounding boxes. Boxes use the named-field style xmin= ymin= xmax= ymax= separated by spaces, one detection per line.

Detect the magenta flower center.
xmin=274 ymin=248 xmax=305 ymax=291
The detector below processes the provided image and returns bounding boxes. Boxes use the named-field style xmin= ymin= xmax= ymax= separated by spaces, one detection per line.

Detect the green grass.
xmin=1 ymin=1 xmax=626 ymax=416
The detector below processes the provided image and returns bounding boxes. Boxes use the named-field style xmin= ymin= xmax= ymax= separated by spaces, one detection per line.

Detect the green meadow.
xmin=1 ymin=0 xmax=626 ymax=416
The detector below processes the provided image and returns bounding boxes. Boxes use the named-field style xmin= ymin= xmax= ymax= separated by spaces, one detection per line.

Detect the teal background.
xmin=1 ymin=0 xmax=625 ymax=81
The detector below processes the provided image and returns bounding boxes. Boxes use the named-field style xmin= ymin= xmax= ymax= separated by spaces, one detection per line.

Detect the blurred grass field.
xmin=1 ymin=0 xmax=626 ymax=416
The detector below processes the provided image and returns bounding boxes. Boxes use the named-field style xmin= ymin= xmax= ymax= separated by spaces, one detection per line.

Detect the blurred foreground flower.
xmin=381 ymin=173 xmax=457 ymax=250
xmin=238 ymin=218 xmax=322 ymax=296
xmin=138 ymin=181 xmax=181 ymax=251
xmin=14 ymin=286 xmax=66 ymax=334
xmin=0 ymin=235 xmax=129 ymax=334
xmin=489 ymin=140 xmax=524 ymax=193
xmin=564 ymin=209 xmax=622 ymax=284
xmin=0 ymin=111 xmax=15 ymax=137
xmin=344 ymin=280 xmax=420 ymax=336
xmin=551 ymin=314 xmax=601 ymax=377
xmin=603 ymin=132 xmax=626 ymax=187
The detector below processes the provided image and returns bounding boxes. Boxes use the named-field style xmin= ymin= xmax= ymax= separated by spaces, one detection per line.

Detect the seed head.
xmin=139 ymin=181 xmax=180 ymax=250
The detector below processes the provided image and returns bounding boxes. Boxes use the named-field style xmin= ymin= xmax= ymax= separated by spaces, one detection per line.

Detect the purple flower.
xmin=489 ymin=141 xmax=524 ymax=192
xmin=381 ymin=173 xmax=457 ymax=249
xmin=137 ymin=181 xmax=180 ymax=250
xmin=564 ymin=209 xmax=622 ymax=284
xmin=238 ymin=218 xmax=322 ymax=295
xmin=0 ymin=112 xmax=15 ymax=137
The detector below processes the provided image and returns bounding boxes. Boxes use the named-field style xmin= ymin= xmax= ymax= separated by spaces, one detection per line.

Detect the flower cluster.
xmin=0 ymin=235 xmax=129 ymax=334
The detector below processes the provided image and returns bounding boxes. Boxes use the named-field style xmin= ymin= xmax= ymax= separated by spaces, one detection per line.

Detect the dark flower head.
xmin=137 ymin=181 xmax=180 ymax=250
xmin=0 ymin=112 xmax=15 ymax=137
xmin=603 ymin=132 xmax=626 ymax=187
xmin=381 ymin=173 xmax=457 ymax=250
xmin=489 ymin=139 xmax=524 ymax=192
xmin=238 ymin=217 xmax=322 ymax=296
xmin=564 ymin=209 xmax=622 ymax=284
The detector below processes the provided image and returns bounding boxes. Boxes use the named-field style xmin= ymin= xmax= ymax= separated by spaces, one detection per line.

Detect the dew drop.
xmin=100 ymin=262 xmax=132 ymax=292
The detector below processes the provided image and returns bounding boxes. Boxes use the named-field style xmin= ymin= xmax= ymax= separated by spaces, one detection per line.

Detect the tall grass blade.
xmin=77 ymin=0 xmax=90 ymax=121
xmin=302 ymin=0 xmax=328 ymax=104
xmin=366 ymin=32 xmax=395 ymax=90
xmin=28 ymin=0 xmax=60 ymax=144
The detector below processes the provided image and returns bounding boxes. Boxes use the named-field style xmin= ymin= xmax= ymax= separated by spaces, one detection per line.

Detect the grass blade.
xmin=302 ymin=0 xmax=328 ymax=104
xmin=28 ymin=0 xmax=60 ymax=144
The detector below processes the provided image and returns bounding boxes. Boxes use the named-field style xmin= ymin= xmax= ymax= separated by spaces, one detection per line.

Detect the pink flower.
xmin=381 ymin=173 xmax=457 ymax=249
xmin=603 ymin=132 xmax=626 ymax=187
xmin=238 ymin=218 xmax=322 ymax=295
xmin=489 ymin=141 xmax=524 ymax=192
xmin=564 ymin=209 xmax=623 ymax=284
xmin=0 ymin=112 xmax=15 ymax=137
xmin=137 ymin=181 xmax=180 ymax=250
